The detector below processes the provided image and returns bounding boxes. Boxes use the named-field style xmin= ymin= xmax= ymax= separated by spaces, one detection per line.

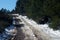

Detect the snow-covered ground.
xmin=17 ymin=15 xmax=60 ymax=40
xmin=0 ymin=14 xmax=60 ymax=40
xmin=0 ymin=25 xmax=17 ymax=40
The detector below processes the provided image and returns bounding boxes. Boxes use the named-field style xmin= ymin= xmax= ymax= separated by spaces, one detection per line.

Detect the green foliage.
xmin=15 ymin=0 xmax=60 ymax=30
xmin=49 ymin=16 xmax=60 ymax=30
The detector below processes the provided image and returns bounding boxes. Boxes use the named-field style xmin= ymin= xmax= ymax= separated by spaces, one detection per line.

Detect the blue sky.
xmin=0 ymin=0 xmax=17 ymax=11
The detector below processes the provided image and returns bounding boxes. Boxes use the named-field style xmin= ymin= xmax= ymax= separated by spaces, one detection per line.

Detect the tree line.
xmin=15 ymin=0 xmax=60 ymax=30
xmin=0 ymin=8 xmax=12 ymax=33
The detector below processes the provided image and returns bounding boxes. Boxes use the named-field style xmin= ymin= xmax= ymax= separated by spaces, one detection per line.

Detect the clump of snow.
xmin=0 ymin=25 xmax=17 ymax=40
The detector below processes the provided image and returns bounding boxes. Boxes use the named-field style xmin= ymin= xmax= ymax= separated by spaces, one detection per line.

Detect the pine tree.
xmin=0 ymin=9 xmax=12 ymax=33
xmin=15 ymin=0 xmax=60 ymax=30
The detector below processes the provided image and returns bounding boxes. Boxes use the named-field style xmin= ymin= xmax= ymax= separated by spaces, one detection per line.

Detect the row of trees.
xmin=15 ymin=0 xmax=60 ymax=30
xmin=0 ymin=8 xmax=12 ymax=33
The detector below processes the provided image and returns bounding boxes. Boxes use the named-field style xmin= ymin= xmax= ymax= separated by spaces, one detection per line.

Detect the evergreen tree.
xmin=0 ymin=8 xmax=12 ymax=33
xmin=15 ymin=0 xmax=26 ymax=15
xmin=15 ymin=0 xmax=60 ymax=30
